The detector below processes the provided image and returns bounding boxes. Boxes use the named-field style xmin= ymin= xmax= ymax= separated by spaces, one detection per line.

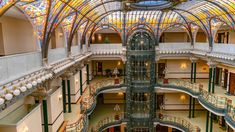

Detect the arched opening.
xmin=91 ymin=28 xmax=122 ymax=44
xmin=49 ymin=26 xmax=66 ymax=49
xmin=195 ymin=29 xmax=207 ymax=43
xmin=0 ymin=6 xmax=39 ymax=56
xmin=160 ymin=27 xmax=190 ymax=43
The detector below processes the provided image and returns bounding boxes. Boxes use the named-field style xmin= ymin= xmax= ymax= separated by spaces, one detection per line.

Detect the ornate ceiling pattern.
xmin=0 ymin=0 xmax=235 ymax=58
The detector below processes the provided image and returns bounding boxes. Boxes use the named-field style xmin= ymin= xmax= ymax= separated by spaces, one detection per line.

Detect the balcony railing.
xmin=65 ymin=114 xmax=88 ymax=132
xmin=92 ymin=113 xmax=124 ymax=132
xmin=157 ymin=113 xmax=200 ymax=132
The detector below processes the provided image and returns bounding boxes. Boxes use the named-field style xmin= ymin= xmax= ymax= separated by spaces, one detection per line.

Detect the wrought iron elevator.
xmin=125 ymin=30 xmax=156 ymax=132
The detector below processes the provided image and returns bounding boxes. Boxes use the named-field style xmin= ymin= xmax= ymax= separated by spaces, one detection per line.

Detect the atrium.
xmin=0 ymin=0 xmax=235 ymax=132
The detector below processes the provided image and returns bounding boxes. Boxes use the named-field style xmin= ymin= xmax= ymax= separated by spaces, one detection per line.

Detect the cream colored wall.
xmin=70 ymin=72 xmax=81 ymax=103
xmin=16 ymin=105 xmax=42 ymax=132
xmin=164 ymin=59 xmax=209 ymax=79
xmin=163 ymin=32 xmax=188 ymax=43
xmin=0 ymin=16 xmax=38 ymax=55
xmin=55 ymin=27 xmax=66 ymax=48
xmin=229 ymin=30 xmax=235 ymax=44
xmin=163 ymin=93 xmax=203 ymax=110
xmin=47 ymin=87 xmax=64 ymax=132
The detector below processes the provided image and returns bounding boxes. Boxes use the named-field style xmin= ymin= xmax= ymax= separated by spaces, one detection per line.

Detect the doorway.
xmin=158 ymin=63 xmax=166 ymax=79
xmin=224 ymin=69 xmax=228 ymax=89
xmin=229 ymin=73 xmax=235 ymax=95
xmin=157 ymin=95 xmax=164 ymax=110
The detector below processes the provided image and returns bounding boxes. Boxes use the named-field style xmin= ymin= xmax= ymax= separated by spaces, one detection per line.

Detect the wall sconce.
xmin=98 ymin=34 xmax=102 ymax=41
xmin=118 ymin=92 xmax=123 ymax=96
xmin=117 ymin=61 xmax=121 ymax=66
xmin=180 ymin=95 xmax=186 ymax=101
xmin=180 ymin=63 xmax=187 ymax=70
xmin=75 ymin=79 xmax=79 ymax=84
xmin=58 ymin=94 xmax=62 ymax=100
xmin=58 ymin=32 xmax=63 ymax=38
xmin=20 ymin=125 xmax=29 ymax=132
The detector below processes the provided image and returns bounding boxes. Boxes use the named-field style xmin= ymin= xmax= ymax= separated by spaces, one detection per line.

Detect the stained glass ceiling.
xmin=0 ymin=0 xmax=235 ymax=49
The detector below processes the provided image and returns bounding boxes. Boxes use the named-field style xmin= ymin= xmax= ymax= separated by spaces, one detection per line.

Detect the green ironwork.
xmin=192 ymin=98 xmax=195 ymax=118
xmin=86 ymin=64 xmax=90 ymax=85
xmin=189 ymin=96 xmax=192 ymax=118
xmin=206 ymin=111 xmax=209 ymax=132
xmin=212 ymin=68 xmax=216 ymax=93
xmin=67 ymin=79 xmax=72 ymax=113
xmin=62 ymin=79 xmax=67 ymax=113
xmin=43 ymin=99 xmax=49 ymax=132
xmin=126 ymin=30 xmax=156 ymax=131
xmin=208 ymin=68 xmax=213 ymax=92
xmin=80 ymin=69 xmax=83 ymax=96
xmin=194 ymin=63 xmax=197 ymax=83
xmin=191 ymin=63 xmax=194 ymax=83
xmin=210 ymin=112 xmax=213 ymax=132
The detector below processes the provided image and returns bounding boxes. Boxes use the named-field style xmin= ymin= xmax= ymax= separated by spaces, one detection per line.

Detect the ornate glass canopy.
xmin=0 ymin=0 xmax=235 ymax=58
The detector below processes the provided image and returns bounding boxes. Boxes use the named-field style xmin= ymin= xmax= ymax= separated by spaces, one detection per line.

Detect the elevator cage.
xmin=125 ymin=30 xmax=156 ymax=132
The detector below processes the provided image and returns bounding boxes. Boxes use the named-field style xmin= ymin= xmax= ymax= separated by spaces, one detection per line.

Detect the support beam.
xmin=86 ymin=64 xmax=90 ymax=85
xmin=206 ymin=111 xmax=210 ymax=132
xmin=192 ymin=98 xmax=195 ymax=118
xmin=67 ymin=79 xmax=72 ymax=113
xmin=43 ymin=99 xmax=49 ymax=132
xmin=208 ymin=68 xmax=213 ymax=92
xmin=212 ymin=68 xmax=216 ymax=93
xmin=194 ymin=62 xmax=197 ymax=83
xmin=62 ymin=79 xmax=67 ymax=113
xmin=191 ymin=62 xmax=194 ymax=83
xmin=189 ymin=96 xmax=192 ymax=118
xmin=210 ymin=112 xmax=213 ymax=132
xmin=80 ymin=70 xmax=83 ymax=96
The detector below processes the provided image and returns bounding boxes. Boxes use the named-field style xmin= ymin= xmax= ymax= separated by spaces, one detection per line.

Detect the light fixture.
xmin=118 ymin=92 xmax=123 ymax=96
xmin=58 ymin=94 xmax=62 ymax=100
xmin=26 ymin=83 xmax=33 ymax=89
xmin=20 ymin=86 xmax=27 ymax=92
xmin=0 ymin=98 xmax=4 ymax=105
xmin=5 ymin=93 xmax=13 ymax=100
xmin=117 ymin=61 xmax=121 ymax=66
xmin=180 ymin=63 xmax=187 ymax=70
xmin=98 ymin=34 xmax=102 ymax=41
xmin=13 ymin=89 xmax=21 ymax=96
xmin=180 ymin=95 xmax=186 ymax=101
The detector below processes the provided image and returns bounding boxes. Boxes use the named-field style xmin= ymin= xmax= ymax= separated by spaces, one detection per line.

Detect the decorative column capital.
xmin=155 ymin=56 xmax=160 ymax=62
xmin=190 ymin=57 xmax=198 ymax=63
xmin=207 ymin=59 xmax=217 ymax=68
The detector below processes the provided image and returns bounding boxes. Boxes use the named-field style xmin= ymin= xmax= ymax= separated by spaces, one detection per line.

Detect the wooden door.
xmin=158 ymin=63 xmax=166 ymax=79
xmin=157 ymin=95 xmax=164 ymax=110
xmin=229 ymin=73 xmax=235 ymax=95
xmin=224 ymin=69 xmax=228 ymax=89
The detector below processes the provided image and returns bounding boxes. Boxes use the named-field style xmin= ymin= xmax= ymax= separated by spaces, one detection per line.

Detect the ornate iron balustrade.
xmin=65 ymin=113 xmax=88 ymax=132
xmin=157 ymin=79 xmax=235 ymax=126
xmin=157 ymin=113 xmax=201 ymax=132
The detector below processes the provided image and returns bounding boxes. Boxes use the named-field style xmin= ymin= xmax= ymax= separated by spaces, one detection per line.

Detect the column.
xmin=189 ymin=96 xmax=192 ymax=118
xmin=123 ymin=63 xmax=126 ymax=83
xmin=192 ymin=98 xmax=195 ymax=118
xmin=62 ymin=79 xmax=67 ymax=113
xmin=86 ymin=64 xmax=90 ymax=85
xmin=190 ymin=57 xmax=198 ymax=84
xmin=42 ymin=99 xmax=49 ymax=132
xmin=212 ymin=67 xmax=216 ymax=93
xmin=191 ymin=62 xmax=194 ymax=83
xmin=194 ymin=62 xmax=197 ymax=83
xmin=80 ymin=69 xmax=83 ymax=95
xmin=67 ymin=79 xmax=72 ymax=113
xmin=227 ymin=72 xmax=230 ymax=94
xmin=210 ymin=113 xmax=213 ymax=132
xmin=206 ymin=111 xmax=210 ymax=132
